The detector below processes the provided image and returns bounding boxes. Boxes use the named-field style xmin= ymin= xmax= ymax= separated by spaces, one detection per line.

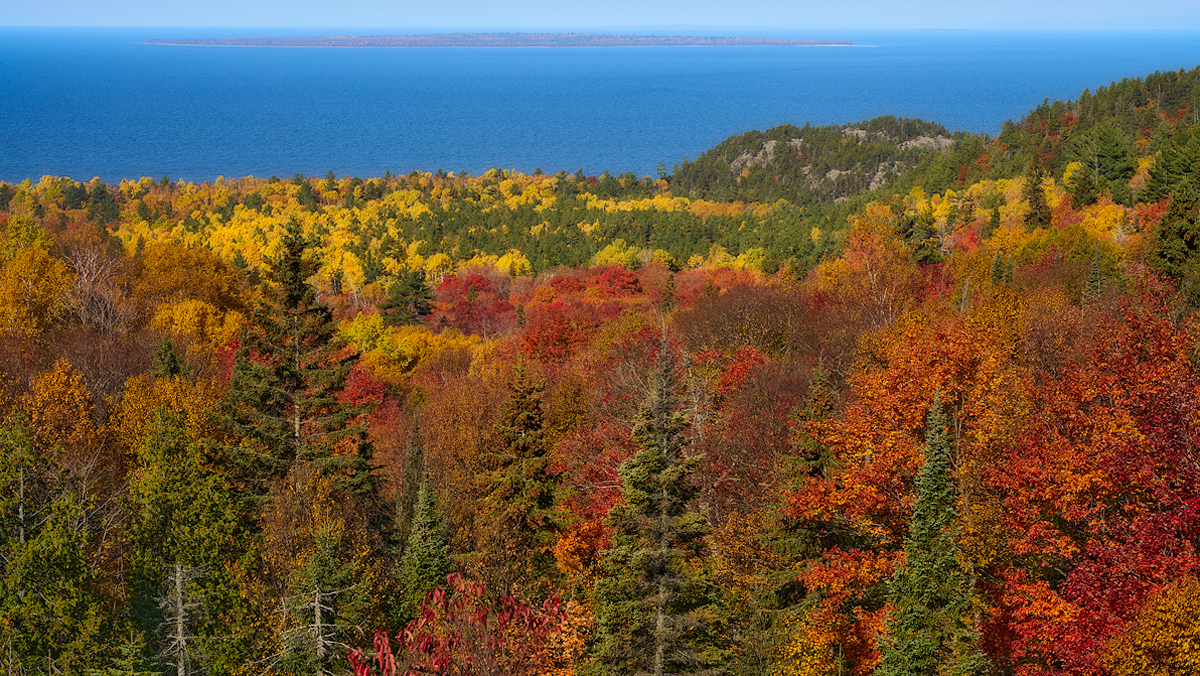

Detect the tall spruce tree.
xmin=126 ymin=412 xmax=248 ymax=675
xmin=1148 ymin=185 xmax=1200 ymax=307
xmin=475 ymin=367 xmax=561 ymax=597
xmin=593 ymin=340 xmax=728 ymax=676
xmin=393 ymin=420 xmax=426 ymax=553
xmin=378 ymin=268 xmax=434 ymax=326
xmin=212 ymin=218 xmax=373 ymax=496
xmin=1023 ymin=151 xmax=1052 ymax=229
xmin=396 ymin=476 xmax=452 ymax=628
xmin=878 ymin=396 xmax=987 ymax=676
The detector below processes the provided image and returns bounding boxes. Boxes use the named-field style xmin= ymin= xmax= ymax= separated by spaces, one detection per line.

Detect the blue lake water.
xmin=2 ymin=27 xmax=1199 ymax=183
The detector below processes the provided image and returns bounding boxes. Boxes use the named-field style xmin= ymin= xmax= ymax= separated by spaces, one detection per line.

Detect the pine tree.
xmin=280 ymin=519 xmax=371 ymax=676
xmin=126 ymin=412 xmax=248 ymax=675
xmin=212 ymin=217 xmax=373 ymax=496
xmin=474 ymin=367 xmax=561 ymax=597
xmin=394 ymin=420 xmax=426 ymax=552
xmin=0 ymin=412 xmax=111 ymax=672
xmin=150 ymin=337 xmax=189 ymax=379
xmin=396 ymin=477 xmax=453 ymax=628
xmin=877 ymin=396 xmax=987 ymax=676
xmin=1023 ymin=152 xmax=1052 ymax=229
xmin=1070 ymin=165 xmax=1098 ymax=208
xmin=1148 ymin=185 xmax=1200 ymax=307
xmin=593 ymin=340 xmax=728 ymax=676
xmin=378 ymin=268 xmax=434 ymax=326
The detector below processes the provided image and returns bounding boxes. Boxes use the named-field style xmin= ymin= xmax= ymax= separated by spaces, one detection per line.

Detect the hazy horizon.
xmin=4 ymin=0 xmax=1200 ymax=31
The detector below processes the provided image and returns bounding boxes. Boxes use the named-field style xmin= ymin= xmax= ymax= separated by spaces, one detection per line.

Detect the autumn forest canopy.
xmin=4 ymin=64 xmax=1200 ymax=676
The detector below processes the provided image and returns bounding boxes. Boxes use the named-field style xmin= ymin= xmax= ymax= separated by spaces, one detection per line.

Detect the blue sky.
xmin=4 ymin=0 xmax=1200 ymax=30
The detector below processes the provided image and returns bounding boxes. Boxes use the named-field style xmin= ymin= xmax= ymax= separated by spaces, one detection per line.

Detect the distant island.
xmin=145 ymin=33 xmax=853 ymax=48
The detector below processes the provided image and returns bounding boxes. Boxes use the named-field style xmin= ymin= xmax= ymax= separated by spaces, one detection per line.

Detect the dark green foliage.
xmin=88 ymin=181 xmax=121 ymax=223
xmin=212 ymin=218 xmax=373 ymax=496
xmin=1069 ymin=165 xmax=1098 ymax=208
xmin=0 ymin=415 xmax=112 ymax=672
xmin=280 ymin=518 xmax=373 ymax=676
xmin=1148 ymin=186 xmax=1200 ymax=307
xmin=1023 ymin=153 xmax=1052 ymax=229
xmin=877 ymin=397 xmax=987 ymax=676
xmin=242 ymin=192 xmax=266 ymax=212
xmin=294 ymin=177 xmax=319 ymax=212
xmin=593 ymin=341 xmax=728 ymax=676
xmin=150 ymin=337 xmax=189 ymax=379
xmin=0 ymin=183 xmax=15 ymax=212
xmin=1145 ymin=128 xmax=1200 ymax=201
xmin=671 ymin=117 xmax=954 ymax=205
xmin=379 ymin=268 xmax=434 ymax=326
xmin=476 ymin=368 xmax=562 ymax=597
xmin=126 ymin=412 xmax=250 ymax=675
xmin=898 ymin=211 xmax=942 ymax=264
xmin=396 ymin=478 xmax=453 ymax=628
xmin=393 ymin=421 xmax=425 ymax=553
xmin=63 ymin=181 xmax=88 ymax=209
xmin=84 ymin=633 xmax=163 ymax=676
xmin=990 ymin=252 xmax=1013 ymax=287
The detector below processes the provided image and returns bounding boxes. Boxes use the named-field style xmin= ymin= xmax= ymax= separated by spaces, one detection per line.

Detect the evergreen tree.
xmin=150 ymin=337 xmax=189 ymax=379
xmin=1148 ymin=185 xmax=1200 ymax=307
xmin=84 ymin=633 xmax=163 ymax=676
xmin=877 ymin=396 xmax=987 ymax=676
xmin=280 ymin=518 xmax=372 ymax=676
xmin=396 ymin=477 xmax=453 ymax=628
xmin=593 ymin=340 xmax=728 ymax=676
xmin=475 ymin=368 xmax=561 ymax=597
xmin=1023 ymin=152 xmax=1052 ymax=229
xmin=393 ymin=420 xmax=426 ymax=552
xmin=378 ymin=267 xmax=434 ymax=326
xmin=1070 ymin=165 xmax=1098 ymax=208
xmin=211 ymin=217 xmax=374 ymax=496
xmin=989 ymin=252 xmax=1012 ymax=288
xmin=126 ymin=412 xmax=249 ymax=675
xmin=0 ymin=412 xmax=112 ymax=673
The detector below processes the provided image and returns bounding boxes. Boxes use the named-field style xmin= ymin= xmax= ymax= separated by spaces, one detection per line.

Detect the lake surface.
xmin=2 ymin=28 xmax=1199 ymax=182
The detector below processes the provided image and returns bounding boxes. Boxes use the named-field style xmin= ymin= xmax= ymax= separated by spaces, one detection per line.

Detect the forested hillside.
xmin=2 ymin=64 xmax=1200 ymax=676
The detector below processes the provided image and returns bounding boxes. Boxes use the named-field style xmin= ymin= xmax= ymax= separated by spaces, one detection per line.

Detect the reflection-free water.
xmin=1 ymin=28 xmax=1198 ymax=182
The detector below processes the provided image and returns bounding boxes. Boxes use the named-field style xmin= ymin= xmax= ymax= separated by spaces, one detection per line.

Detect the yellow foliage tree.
xmin=113 ymin=372 xmax=225 ymax=454
xmin=1104 ymin=576 xmax=1200 ymax=676
xmin=0 ymin=245 xmax=72 ymax=338
xmin=151 ymin=299 xmax=244 ymax=351
xmin=20 ymin=359 xmax=109 ymax=486
xmin=773 ymin=607 xmax=842 ymax=676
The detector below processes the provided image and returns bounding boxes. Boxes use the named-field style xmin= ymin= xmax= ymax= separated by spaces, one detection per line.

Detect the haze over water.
xmin=2 ymin=28 xmax=1199 ymax=183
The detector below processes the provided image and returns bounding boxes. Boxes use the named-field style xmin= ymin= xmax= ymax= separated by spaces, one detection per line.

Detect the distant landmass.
xmin=145 ymin=33 xmax=853 ymax=48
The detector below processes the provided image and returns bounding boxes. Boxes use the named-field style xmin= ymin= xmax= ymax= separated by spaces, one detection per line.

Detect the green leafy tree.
xmin=212 ymin=217 xmax=374 ymax=497
xmin=877 ymin=396 xmax=987 ymax=676
xmin=593 ymin=340 xmax=729 ymax=676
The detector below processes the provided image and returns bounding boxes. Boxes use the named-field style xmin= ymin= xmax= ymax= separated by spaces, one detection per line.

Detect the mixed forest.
xmin=3 ymin=63 xmax=1200 ymax=676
